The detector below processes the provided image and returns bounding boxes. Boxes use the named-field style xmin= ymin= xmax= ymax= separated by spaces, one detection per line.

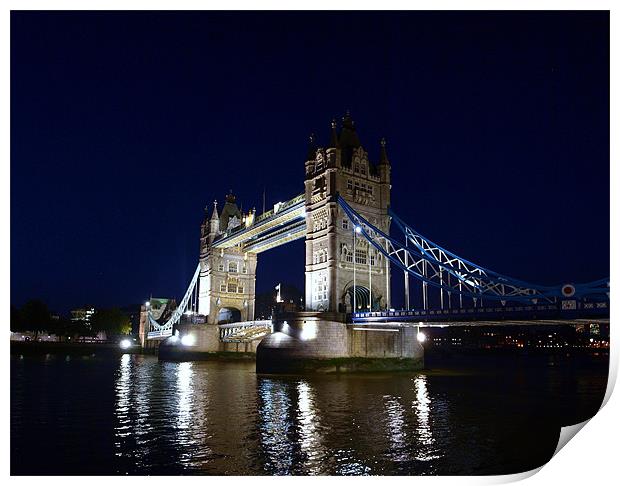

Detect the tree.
xmin=90 ymin=308 xmax=132 ymax=336
xmin=49 ymin=316 xmax=74 ymax=339
xmin=19 ymin=300 xmax=51 ymax=338
xmin=10 ymin=305 xmax=24 ymax=332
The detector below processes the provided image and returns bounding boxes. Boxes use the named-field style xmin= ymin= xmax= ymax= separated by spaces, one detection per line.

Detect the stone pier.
xmin=157 ymin=322 xmax=261 ymax=361
xmin=256 ymin=312 xmax=424 ymax=373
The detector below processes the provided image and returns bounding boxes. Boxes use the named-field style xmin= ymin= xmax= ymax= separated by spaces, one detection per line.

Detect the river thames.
xmin=11 ymin=351 xmax=607 ymax=475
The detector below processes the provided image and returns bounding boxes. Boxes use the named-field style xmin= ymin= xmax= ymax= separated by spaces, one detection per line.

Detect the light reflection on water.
xmin=11 ymin=353 xmax=608 ymax=475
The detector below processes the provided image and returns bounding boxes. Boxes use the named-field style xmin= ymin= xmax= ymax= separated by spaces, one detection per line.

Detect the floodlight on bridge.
xmin=181 ymin=334 xmax=196 ymax=346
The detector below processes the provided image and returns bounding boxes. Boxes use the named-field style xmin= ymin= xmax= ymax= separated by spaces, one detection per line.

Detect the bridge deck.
xmin=212 ymin=194 xmax=305 ymax=251
xmin=352 ymin=301 xmax=609 ymax=326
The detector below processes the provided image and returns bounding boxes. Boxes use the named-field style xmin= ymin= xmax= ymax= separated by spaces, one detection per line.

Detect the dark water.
xmin=11 ymin=351 xmax=608 ymax=475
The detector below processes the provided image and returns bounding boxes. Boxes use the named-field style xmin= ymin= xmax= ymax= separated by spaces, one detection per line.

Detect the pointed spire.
xmin=328 ymin=118 xmax=339 ymax=148
xmin=210 ymin=200 xmax=219 ymax=220
xmin=307 ymin=133 xmax=317 ymax=160
xmin=342 ymin=110 xmax=355 ymax=130
xmin=379 ymin=137 xmax=390 ymax=165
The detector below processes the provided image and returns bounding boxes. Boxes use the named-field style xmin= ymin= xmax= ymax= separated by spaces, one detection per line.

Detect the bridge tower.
xmin=198 ymin=193 xmax=258 ymax=324
xmin=304 ymin=113 xmax=391 ymax=313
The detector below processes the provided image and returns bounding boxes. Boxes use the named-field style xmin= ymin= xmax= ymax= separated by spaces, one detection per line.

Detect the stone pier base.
xmin=256 ymin=312 xmax=424 ymax=374
xmin=157 ymin=323 xmax=259 ymax=361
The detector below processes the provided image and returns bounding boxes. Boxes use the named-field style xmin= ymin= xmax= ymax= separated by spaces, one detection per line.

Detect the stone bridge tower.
xmin=304 ymin=113 xmax=391 ymax=313
xmin=198 ymin=193 xmax=258 ymax=324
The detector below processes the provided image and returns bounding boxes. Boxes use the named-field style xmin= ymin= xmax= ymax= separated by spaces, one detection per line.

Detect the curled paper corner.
xmin=600 ymin=340 xmax=618 ymax=410
xmin=487 ymin=419 xmax=592 ymax=485
xmin=485 ymin=465 xmax=544 ymax=484
xmin=553 ymin=419 xmax=591 ymax=457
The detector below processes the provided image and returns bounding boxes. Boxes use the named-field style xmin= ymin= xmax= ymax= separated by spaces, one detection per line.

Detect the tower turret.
xmin=305 ymin=133 xmax=317 ymax=178
xmin=378 ymin=137 xmax=391 ymax=185
xmin=208 ymin=200 xmax=219 ymax=243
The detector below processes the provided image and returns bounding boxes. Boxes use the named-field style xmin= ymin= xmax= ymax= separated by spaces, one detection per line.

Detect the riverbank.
xmin=10 ymin=340 xmax=147 ymax=356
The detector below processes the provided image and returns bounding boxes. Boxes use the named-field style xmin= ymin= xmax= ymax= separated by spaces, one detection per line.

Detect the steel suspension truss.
xmin=338 ymin=196 xmax=609 ymax=306
xmin=147 ymin=263 xmax=201 ymax=338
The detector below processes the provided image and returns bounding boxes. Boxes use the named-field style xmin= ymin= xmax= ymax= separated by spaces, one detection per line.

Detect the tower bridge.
xmin=143 ymin=113 xmax=609 ymax=372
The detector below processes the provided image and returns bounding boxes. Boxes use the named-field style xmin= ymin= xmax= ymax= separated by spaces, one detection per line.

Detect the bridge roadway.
xmin=212 ymin=194 xmax=306 ymax=253
xmin=201 ymin=299 xmax=609 ymax=345
xmin=352 ymin=300 xmax=609 ymax=327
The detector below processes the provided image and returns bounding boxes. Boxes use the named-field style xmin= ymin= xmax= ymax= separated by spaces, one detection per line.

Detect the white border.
xmin=2 ymin=2 xmax=616 ymax=484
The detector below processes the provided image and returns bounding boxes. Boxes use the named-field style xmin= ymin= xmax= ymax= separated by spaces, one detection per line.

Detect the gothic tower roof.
xmin=338 ymin=111 xmax=362 ymax=150
xmin=338 ymin=111 xmax=362 ymax=167
xmin=219 ymin=191 xmax=242 ymax=231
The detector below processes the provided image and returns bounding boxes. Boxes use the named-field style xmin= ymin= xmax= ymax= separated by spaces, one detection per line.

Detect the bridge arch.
xmin=342 ymin=284 xmax=382 ymax=313
xmin=217 ymin=306 xmax=242 ymax=324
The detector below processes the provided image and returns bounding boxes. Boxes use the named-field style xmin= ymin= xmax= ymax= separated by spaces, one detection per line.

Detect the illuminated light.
xmin=417 ymin=331 xmax=427 ymax=343
xmin=300 ymin=322 xmax=317 ymax=341
xmin=181 ymin=334 xmax=196 ymax=346
xmin=119 ymin=339 xmax=132 ymax=350
xmin=355 ymin=226 xmax=362 ymax=234
xmin=145 ymin=301 xmax=150 ymax=307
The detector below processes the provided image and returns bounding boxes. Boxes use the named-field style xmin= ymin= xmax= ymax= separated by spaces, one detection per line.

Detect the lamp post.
xmin=368 ymin=240 xmax=372 ymax=311
xmin=353 ymin=226 xmax=356 ymax=313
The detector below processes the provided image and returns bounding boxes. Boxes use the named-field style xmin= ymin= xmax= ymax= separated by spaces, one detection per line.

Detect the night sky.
xmin=11 ymin=11 xmax=609 ymax=314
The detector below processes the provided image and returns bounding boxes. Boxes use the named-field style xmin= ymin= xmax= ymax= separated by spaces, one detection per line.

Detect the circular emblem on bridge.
xmin=561 ymin=284 xmax=576 ymax=297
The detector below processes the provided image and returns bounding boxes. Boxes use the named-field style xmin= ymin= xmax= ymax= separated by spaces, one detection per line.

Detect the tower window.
xmin=355 ymin=249 xmax=367 ymax=265
xmin=342 ymin=218 xmax=349 ymax=230
xmin=314 ymin=272 xmax=328 ymax=301
xmin=228 ymin=261 xmax=238 ymax=273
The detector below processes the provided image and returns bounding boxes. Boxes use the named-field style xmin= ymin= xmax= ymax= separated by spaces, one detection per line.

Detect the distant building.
xmin=70 ymin=306 xmax=95 ymax=326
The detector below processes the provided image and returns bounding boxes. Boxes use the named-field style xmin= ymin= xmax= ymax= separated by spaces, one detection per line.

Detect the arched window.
xmin=228 ymin=261 xmax=238 ymax=273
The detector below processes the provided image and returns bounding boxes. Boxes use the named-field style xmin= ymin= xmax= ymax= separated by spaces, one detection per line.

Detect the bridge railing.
xmin=254 ymin=194 xmax=305 ymax=225
xmin=352 ymin=300 xmax=609 ymax=323
xmin=218 ymin=319 xmax=273 ymax=342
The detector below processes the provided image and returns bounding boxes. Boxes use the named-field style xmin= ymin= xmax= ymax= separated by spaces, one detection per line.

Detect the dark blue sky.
xmin=11 ymin=11 xmax=609 ymax=314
